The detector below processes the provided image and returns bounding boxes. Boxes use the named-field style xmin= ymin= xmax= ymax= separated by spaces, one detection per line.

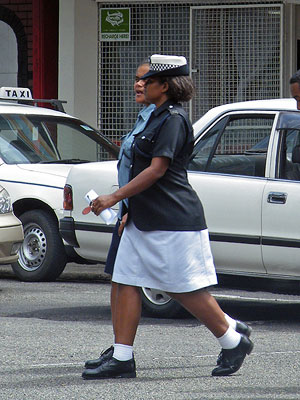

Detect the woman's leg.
xmin=114 ymin=284 xmax=142 ymax=345
xmin=167 ymin=288 xmax=253 ymax=376
xmin=83 ymin=281 xmax=120 ymax=370
xmin=82 ymin=284 xmax=141 ymax=380
xmin=110 ymin=281 xmax=118 ymax=335
xmin=83 ymin=279 xmax=136 ymax=370
xmin=168 ymin=289 xmax=228 ymax=337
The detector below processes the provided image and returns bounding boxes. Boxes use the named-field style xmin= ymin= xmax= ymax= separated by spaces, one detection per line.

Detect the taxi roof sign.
xmin=0 ymin=87 xmax=67 ymax=112
xmin=0 ymin=87 xmax=32 ymax=100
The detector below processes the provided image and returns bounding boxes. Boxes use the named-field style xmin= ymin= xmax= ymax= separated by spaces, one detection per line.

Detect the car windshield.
xmin=0 ymin=114 xmax=118 ymax=164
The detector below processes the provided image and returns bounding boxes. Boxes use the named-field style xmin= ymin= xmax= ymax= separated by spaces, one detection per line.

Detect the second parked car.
xmin=60 ymin=98 xmax=300 ymax=316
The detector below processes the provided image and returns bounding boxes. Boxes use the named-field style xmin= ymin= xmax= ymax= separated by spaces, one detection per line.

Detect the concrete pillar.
xmin=58 ymin=0 xmax=98 ymax=128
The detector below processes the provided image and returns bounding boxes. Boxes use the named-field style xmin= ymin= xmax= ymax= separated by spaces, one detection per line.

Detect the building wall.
xmin=58 ymin=0 xmax=98 ymax=128
xmin=0 ymin=0 xmax=299 ymax=140
xmin=295 ymin=5 xmax=300 ymax=70
xmin=56 ymin=0 xmax=300 ymax=140
xmin=32 ymin=0 xmax=59 ymax=100
xmin=0 ymin=0 xmax=98 ymax=128
xmin=96 ymin=1 xmax=293 ymax=145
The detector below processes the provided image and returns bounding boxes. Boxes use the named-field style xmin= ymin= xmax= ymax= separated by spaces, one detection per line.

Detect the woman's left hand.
xmin=91 ymin=194 xmax=116 ymax=216
xmin=118 ymin=213 xmax=128 ymax=236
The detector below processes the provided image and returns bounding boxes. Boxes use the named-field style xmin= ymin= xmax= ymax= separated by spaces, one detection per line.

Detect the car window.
xmin=274 ymin=112 xmax=300 ymax=181
xmin=0 ymin=114 xmax=118 ymax=164
xmin=189 ymin=115 xmax=274 ymax=177
xmin=276 ymin=129 xmax=300 ymax=180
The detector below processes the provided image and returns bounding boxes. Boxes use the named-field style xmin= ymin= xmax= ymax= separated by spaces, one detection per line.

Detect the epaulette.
xmin=167 ymin=104 xmax=180 ymax=115
xmin=167 ymin=104 xmax=192 ymax=133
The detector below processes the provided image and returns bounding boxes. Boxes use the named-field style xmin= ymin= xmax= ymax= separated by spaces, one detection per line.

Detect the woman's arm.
xmin=91 ymin=156 xmax=170 ymax=216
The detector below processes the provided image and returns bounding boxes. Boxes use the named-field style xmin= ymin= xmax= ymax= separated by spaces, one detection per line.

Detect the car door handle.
xmin=267 ymin=192 xmax=287 ymax=204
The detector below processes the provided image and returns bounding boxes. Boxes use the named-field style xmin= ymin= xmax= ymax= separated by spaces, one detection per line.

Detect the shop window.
xmin=0 ymin=21 xmax=17 ymax=87
xmin=0 ymin=5 xmax=29 ymax=88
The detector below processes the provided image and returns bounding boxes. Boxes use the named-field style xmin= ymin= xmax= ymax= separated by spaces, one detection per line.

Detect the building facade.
xmin=92 ymin=0 xmax=300 ymax=144
xmin=0 ymin=0 xmax=300 ymax=150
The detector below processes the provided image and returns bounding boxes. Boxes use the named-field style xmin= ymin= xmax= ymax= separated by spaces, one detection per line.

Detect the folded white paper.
xmin=84 ymin=189 xmax=117 ymax=225
xmin=84 ymin=189 xmax=98 ymax=204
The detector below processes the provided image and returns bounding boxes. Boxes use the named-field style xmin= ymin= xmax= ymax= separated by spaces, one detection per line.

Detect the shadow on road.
xmin=5 ymin=301 xmax=300 ymax=325
xmin=218 ymin=299 xmax=300 ymax=322
xmin=2 ymin=264 xmax=300 ymax=324
xmin=218 ymin=274 xmax=300 ymax=295
xmin=215 ymin=274 xmax=300 ymax=322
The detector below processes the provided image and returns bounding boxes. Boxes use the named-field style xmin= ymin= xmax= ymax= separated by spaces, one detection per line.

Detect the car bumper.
xmin=59 ymin=217 xmax=80 ymax=247
xmin=59 ymin=216 xmax=114 ymax=263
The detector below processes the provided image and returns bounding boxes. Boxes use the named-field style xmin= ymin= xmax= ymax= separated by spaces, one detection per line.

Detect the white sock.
xmin=113 ymin=343 xmax=133 ymax=361
xmin=218 ymin=326 xmax=241 ymax=349
xmin=224 ymin=313 xmax=237 ymax=330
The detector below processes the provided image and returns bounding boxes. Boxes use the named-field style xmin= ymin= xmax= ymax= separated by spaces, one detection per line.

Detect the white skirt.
xmin=112 ymin=221 xmax=218 ymax=293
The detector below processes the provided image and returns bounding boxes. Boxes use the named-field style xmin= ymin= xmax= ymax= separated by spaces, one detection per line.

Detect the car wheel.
xmin=140 ymin=287 xmax=184 ymax=318
xmin=11 ymin=210 xmax=67 ymax=281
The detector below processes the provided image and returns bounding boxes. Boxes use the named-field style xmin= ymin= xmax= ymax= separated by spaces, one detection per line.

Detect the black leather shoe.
xmin=216 ymin=321 xmax=252 ymax=365
xmin=84 ymin=345 xmax=114 ymax=369
xmin=212 ymin=335 xmax=254 ymax=376
xmin=235 ymin=321 xmax=252 ymax=337
xmin=82 ymin=357 xmax=136 ymax=380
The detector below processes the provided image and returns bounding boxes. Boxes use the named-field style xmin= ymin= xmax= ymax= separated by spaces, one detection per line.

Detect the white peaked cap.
xmin=141 ymin=54 xmax=189 ymax=79
xmin=150 ymin=54 xmax=187 ymax=66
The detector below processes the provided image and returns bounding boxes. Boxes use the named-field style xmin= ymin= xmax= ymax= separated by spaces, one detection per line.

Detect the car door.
xmin=262 ymin=112 xmax=300 ymax=277
xmin=188 ymin=111 xmax=277 ymax=276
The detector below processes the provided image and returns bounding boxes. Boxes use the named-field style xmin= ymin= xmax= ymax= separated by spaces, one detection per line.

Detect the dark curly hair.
xmin=290 ymin=70 xmax=300 ymax=85
xmin=157 ymin=75 xmax=195 ymax=103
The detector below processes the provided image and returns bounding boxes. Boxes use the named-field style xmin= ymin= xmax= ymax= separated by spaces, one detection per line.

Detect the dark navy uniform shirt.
xmin=128 ymin=100 xmax=207 ymax=231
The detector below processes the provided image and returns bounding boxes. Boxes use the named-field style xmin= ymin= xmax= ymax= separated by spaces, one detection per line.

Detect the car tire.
xmin=140 ymin=287 xmax=185 ymax=318
xmin=11 ymin=210 xmax=67 ymax=282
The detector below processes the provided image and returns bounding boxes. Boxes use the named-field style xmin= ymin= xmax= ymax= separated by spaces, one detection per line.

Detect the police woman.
xmin=83 ymin=54 xmax=254 ymax=379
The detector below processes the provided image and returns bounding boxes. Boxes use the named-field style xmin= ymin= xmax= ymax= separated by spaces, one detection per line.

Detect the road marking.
xmin=155 ymin=349 xmax=300 ymax=361
xmin=3 ymin=349 xmax=300 ymax=370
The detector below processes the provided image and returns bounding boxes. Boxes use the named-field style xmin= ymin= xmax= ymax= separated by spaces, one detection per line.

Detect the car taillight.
xmin=63 ymin=184 xmax=73 ymax=210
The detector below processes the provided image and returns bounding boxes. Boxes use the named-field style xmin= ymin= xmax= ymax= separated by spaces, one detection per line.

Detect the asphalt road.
xmin=1 ymin=263 xmax=300 ymax=400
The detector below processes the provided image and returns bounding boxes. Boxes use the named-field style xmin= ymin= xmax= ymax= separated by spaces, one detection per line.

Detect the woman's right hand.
xmin=91 ymin=194 xmax=116 ymax=216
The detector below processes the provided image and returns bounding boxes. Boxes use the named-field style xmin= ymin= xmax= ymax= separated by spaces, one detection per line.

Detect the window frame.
xmin=189 ymin=111 xmax=278 ymax=178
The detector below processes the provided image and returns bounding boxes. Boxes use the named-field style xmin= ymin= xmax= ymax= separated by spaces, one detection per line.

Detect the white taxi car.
xmin=0 ymin=185 xmax=23 ymax=264
xmin=61 ymin=98 xmax=300 ymax=317
xmin=0 ymin=87 xmax=118 ymax=282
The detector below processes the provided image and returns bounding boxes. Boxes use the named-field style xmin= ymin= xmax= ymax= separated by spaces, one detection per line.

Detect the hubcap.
xmin=18 ymin=224 xmax=47 ymax=272
xmin=142 ymin=288 xmax=171 ymax=306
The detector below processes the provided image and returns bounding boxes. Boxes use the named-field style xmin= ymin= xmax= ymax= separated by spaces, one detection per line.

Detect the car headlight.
xmin=0 ymin=187 xmax=12 ymax=213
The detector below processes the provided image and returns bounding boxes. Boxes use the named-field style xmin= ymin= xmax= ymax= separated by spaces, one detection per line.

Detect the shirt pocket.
xmin=134 ymin=130 xmax=157 ymax=159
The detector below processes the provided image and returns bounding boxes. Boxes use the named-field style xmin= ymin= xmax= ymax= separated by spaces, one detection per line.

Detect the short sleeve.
xmin=152 ymin=114 xmax=187 ymax=161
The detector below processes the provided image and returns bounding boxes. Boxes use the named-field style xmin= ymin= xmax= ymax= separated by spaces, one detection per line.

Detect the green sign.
xmin=100 ymin=8 xmax=130 ymax=41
